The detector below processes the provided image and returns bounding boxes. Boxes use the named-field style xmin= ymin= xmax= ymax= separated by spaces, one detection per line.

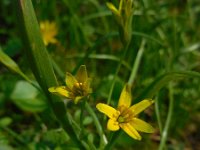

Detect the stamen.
xmin=118 ymin=116 xmax=125 ymax=123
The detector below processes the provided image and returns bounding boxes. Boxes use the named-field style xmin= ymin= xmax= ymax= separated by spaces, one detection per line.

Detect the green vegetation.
xmin=0 ymin=0 xmax=200 ymax=149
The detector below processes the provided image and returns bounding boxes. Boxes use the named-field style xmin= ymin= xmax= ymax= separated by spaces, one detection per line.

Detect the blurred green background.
xmin=0 ymin=0 xmax=200 ymax=149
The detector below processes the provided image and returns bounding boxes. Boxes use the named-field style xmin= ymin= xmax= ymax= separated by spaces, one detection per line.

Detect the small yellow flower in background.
xmin=40 ymin=20 xmax=58 ymax=46
xmin=106 ymin=0 xmax=134 ymax=45
xmin=96 ymin=84 xmax=154 ymax=140
xmin=48 ymin=65 xmax=92 ymax=104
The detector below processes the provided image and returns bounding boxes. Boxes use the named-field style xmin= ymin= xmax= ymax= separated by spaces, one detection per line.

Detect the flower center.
xmin=73 ymin=82 xmax=85 ymax=96
xmin=117 ymin=116 xmax=125 ymax=123
xmin=117 ymin=106 xmax=135 ymax=123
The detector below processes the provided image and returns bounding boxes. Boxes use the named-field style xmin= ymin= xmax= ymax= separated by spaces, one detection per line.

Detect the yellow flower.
xmin=48 ymin=65 xmax=92 ymax=104
xmin=106 ymin=0 xmax=134 ymax=45
xmin=40 ymin=20 xmax=58 ymax=46
xmin=96 ymin=85 xmax=154 ymax=140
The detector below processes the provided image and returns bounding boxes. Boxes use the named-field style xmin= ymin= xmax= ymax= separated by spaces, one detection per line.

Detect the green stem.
xmin=159 ymin=83 xmax=174 ymax=150
xmin=51 ymin=58 xmax=65 ymax=79
xmin=104 ymin=44 xmax=129 ymax=150
xmin=128 ymin=39 xmax=146 ymax=86
xmin=80 ymin=101 xmax=86 ymax=130
xmin=64 ymin=54 xmax=131 ymax=71
xmin=15 ymin=0 xmax=86 ymax=149
xmin=106 ymin=44 xmax=129 ymax=105
xmin=0 ymin=126 xmax=29 ymax=148
xmin=85 ymin=102 xmax=107 ymax=149
xmin=155 ymin=95 xmax=163 ymax=134
xmin=72 ymin=32 xmax=117 ymax=74
xmin=104 ymin=130 xmax=122 ymax=150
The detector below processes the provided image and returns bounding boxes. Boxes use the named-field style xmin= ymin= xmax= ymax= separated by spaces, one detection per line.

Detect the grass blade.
xmin=15 ymin=0 xmax=86 ymax=148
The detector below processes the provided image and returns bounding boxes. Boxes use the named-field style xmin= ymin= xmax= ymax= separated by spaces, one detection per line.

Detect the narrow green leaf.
xmin=0 ymin=48 xmax=30 ymax=81
xmin=15 ymin=0 xmax=86 ymax=148
xmin=136 ymin=71 xmax=200 ymax=101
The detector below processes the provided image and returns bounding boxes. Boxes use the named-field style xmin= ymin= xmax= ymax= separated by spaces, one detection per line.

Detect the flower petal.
xmin=107 ymin=119 xmax=120 ymax=131
xmin=131 ymin=118 xmax=154 ymax=133
xmin=96 ymin=103 xmax=119 ymax=119
xmin=119 ymin=0 xmax=124 ymax=13
xmin=84 ymin=78 xmax=92 ymax=93
xmin=106 ymin=2 xmax=120 ymax=17
xmin=129 ymin=99 xmax=154 ymax=116
xmin=118 ymin=84 xmax=132 ymax=109
xmin=65 ymin=72 xmax=77 ymax=90
xmin=120 ymin=123 xmax=141 ymax=140
xmin=48 ymin=86 xmax=70 ymax=97
xmin=76 ymin=65 xmax=88 ymax=83
xmin=74 ymin=96 xmax=83 ymax=104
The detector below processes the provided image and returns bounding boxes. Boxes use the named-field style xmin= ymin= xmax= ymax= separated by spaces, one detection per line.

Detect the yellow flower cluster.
xmin=47 ymin=0 xmax=154 ymax=137
xmin=48 ymin=65 xmax=154 ymax=140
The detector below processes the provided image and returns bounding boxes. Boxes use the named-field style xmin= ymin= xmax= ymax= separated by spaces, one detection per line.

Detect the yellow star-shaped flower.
xmin=48 ymin=65 xmax=92 ymax=104
xmin=40 ymin=20 xmax=58 ymax=46
xmin=96 ymin=85 xmax=154 ymax=140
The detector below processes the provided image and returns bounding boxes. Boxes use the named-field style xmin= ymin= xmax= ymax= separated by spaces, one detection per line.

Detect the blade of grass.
xmin=15 ymin=0 xmax=86 ymax=149
xmin=128 ymin=39 xmax=146 ymax=86
xmin=72 ymin=32 xmax=117 ymax=74
xmin=0 ymin=47 xmax=38 ymax=89
xmin=65 ymin=53 xmax=131 ymax=70
xmin=135 ymin=71 xmax=200 ymax=102
xmin=85 ymin=102 xmax=108 ymax=149
xmin=159 ymin=83 xmax=174 ymax=150
xmin=155 ymin=95 xmax=163 ymax=133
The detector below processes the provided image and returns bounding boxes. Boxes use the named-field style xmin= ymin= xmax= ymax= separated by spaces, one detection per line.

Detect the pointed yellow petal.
xmin=120 ymin=123 xmax=141 ymax=140
xmin=131 ymin=118 xmax=155 ymax=133
xmin=119 ymin=0 xmax=124 ymax=13
xmin=129 ymin=99 xmax=154 ymax=116
xmin=107 ymin=119 xmax=120 ymax=131
xmin=85 ymin=78 xmax=92 ymax=90
xmin=74 ymin=96 xmax=83 ymax=104
xmin=106 ymin=2 xmax=120 ymax=17
xmin=65 ymin=72 xmax=77 ymax=90
xmin=96 ymin=103 xmax=119 ymax=119
xmin=76 ymin=65 xmax=88 ymax=83
xmin=48 ymin=86 xmax=70 ymax=97
xmin=118 ymin=84 xmax=131 ymax=108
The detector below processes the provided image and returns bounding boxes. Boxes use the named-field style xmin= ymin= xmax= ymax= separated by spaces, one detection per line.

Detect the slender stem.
xmin=66 ymin=112 xmax=90 ymax=150
xmin=15 ymin=0 xmax=86 ymax=148
xmin=87 ymin=139 xmax=97 ymax=150
xmin=72 ymin=33 xmax=117 ymax=74
xmin=80 ymin=101 xmax=85 ymax=130
xmin=104 ymin=44 xmax=129 ymax=150
xmin=107 ymin=44 xmax=129 ymax=105
xmin=104 ymin=130 xmax=122 ymax=150
xmin=155 ymin=95 xmax=163 ymax=133
xmin=85 ymin=102 xmax=107 ymax=149
xmin=128 ymin=39 xmax=146 ymax=86
xmin=159 ymin=83 xmax=174 ymax=150
xmin=0 ymin=126 xmax=29 ymax=148
xmin=51 ymin=58 xmax=65 ymax=79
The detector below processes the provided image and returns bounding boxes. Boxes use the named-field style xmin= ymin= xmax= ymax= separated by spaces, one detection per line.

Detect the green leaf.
xmin=16 ymin=0 xmax=84 ymax=148
xmin=0 ymin=48 xmax=30 ymax=81
xmin=136 ymin=71 xmax=200 ymax=101
xmin=0 ymin=145 xmax=13 ymax=150
xmin=43 ymin=128 xmax=70 ymax=145
xmin=0 ymin=117 xmax=12 ymax=127
xmin=10 ymin=81 xmax=47 ymax=112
